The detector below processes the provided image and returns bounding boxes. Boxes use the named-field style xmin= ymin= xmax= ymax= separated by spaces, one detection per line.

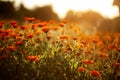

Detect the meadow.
xmin=0 ymin=17 xmax=120 ymax=80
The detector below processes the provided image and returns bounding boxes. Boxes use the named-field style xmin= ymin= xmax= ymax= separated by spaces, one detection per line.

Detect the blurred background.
xmin=0 ymin=0 xmax=120 ymax=32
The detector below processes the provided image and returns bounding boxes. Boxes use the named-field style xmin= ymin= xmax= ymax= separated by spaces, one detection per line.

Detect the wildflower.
xmin=14 ymin=41 xmax=22 ymax=45
xmin=59 ymin=35 xmax=68 ymax=40
xmin=25 ymin=17 xmax=35 ymax=22
xmin=81 ymin=41 xmax=88 ymax=45
xmin=37 ymin=22 xmax=46 ymax=27
xmin=46 ymin=35 xmax=52 ymax=40
xmin=1 ymin=33 xmax=7 ymax=39
xmin=116 ymin=47 xmax=120 ymax=52
xmin=8 ymin=46 xmax=15 ymax=51
xmin=114 ymin=62 xmax=120 ymax=67
xmin=35 ymin=19 xmax=40 ymax=23
xmin=104 ymin=35 xmax=111 ymax=41
xmin=0 ymin=29 xmax=5 ymax=33
xmin=77 ymin=67 xmax=86 ymax=73
xmin=92 ymin=39 xmax=98 ymax=43
xmin=72 ymin=36 xmax=78 ymax=40
xmin=12 ymin=24 xmax=18 ymax=28
xmin=62 ymin=19 xmax=68 ymax=24
xmin=90 ymin=70 xmax=100 ymax=77
xmin=82 ymin=59 xmax=94 ymax=65
xmin=98 ymin=52 xmax=108 ymax=59
xmin=10 ymin=21 xmax=17 ymax=26
xmin=26 ymin=34 xmax=33 ymax=39
xmin=20 ymin=26 xmax=26 ymax=30
xmin=58 ymin=23 xmax=65 ymax=27
xmin=11 ymin=33 xmax=17 ymax=38
xmin=51 ymin=26 xmax=59 ymax=30
xmin=32 ymin=24 xmax=37 ymax=29
xmin=6 ymin=29 xmax=13 ymax=35
xmin=16 ymin=36 xmax=23 ymax=41
xmin=41 ymin=26 xmax=50 ymax=33
xmin=88 ymin=60 xmax=94 ymax=64
xmin=82 ymin=59 xmax=89 ymax=64
xmin=27 ymin=55 xmax=39 ymax=61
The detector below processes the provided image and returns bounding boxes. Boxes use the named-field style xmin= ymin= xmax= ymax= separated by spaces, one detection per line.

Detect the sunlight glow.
xmin=14 ymin=0 xmax=119 ymax=19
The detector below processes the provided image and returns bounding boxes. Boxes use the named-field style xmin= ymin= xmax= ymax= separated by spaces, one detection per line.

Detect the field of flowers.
xmin=0 ymin=17 xmax=120 ymax=80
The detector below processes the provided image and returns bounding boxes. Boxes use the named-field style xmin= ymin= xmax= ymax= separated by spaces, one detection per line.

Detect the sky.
xmin=11 ymin=0 xmax=119 ymax=19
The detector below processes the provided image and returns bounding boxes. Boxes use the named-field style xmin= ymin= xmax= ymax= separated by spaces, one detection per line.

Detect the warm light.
xmin=14 ymin=0 xmax=119 ymax=19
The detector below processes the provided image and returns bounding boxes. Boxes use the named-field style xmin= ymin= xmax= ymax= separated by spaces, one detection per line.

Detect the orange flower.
xmin=47 ymin=35 xmax=52 ymax=40
xmin=72 ymin=36 xmax=78 ymax=40
xmin=37 ymin=22 xmax=46 ymax=27
xmin=32 ymin=24 xmax=37 ymax=29
xmin=77 ymin=67 xmax=86 ymax=73
xmin=14 ymin=41 xmax=22 ymax=45
xmin=27 ymin=55 xmax=39 ymax=61
xmin=58 ymin=23 xmax=65 ymax=27
xmin=62 ymin=19 xmax=68 ymax=24
xmin=12 ymin=24 xmax=18 ymax=28
xmin=41 ymin=26 xmax=50 ymax=33
xmin=59 ymin=35 xmax=68 ymax=40
xmin=6 ymin=29 xmax=13 ymax=35
xmin=0 ymin=29 xmax=5 ymax=33
xmin=116 ymin=47 xmax=120 ymax=52
xmin=82 ymin=59 xmax=94 ymax=65
xmin=88 ymin=60 xmax=95 ymax=64
xmin=26 ymin=34 xmax=33 ymax=39
xmin=10 ymin=21 xmax=17 ymax=26
xmin=8 ymin=46 xmax=15 ymax=51
xmin=92 ymin=39 xmax=98 ymax=43
xmin=11 ymin=33 xmax=17 ymax=38
xmin=82 ymin=59 xmax=89 ymax=64
xmin=104 ymin=35 xmax=111 ymax=41
xmin=114 ymin=62 xmax=120 ymax=67
xmin=16 ymin=36 xmax=23 ymax=41
xmin=20 ymin=26 xmax=26 ymax=30
xmin=85 ymin=50 xmax=93 ymax=54
xmin=81 ymin=41 xmax=88 ymax=45
xmin=25 ymin=17 xmax=35 ymax=22
xmin=90 ymin=70 xmax=100 ymax=77
xmin=51 ymin=26 xmax=59 ymax=30
xmin=98 ymin=52 xmax=108 ymax=59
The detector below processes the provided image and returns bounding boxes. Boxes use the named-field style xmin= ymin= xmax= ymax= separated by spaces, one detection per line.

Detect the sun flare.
xmin=14 ymin=0 xmax=119 ymax=19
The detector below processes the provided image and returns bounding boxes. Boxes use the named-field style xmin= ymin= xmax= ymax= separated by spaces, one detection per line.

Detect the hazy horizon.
xmin=1 ymin=0 xmax=120 ymax=19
